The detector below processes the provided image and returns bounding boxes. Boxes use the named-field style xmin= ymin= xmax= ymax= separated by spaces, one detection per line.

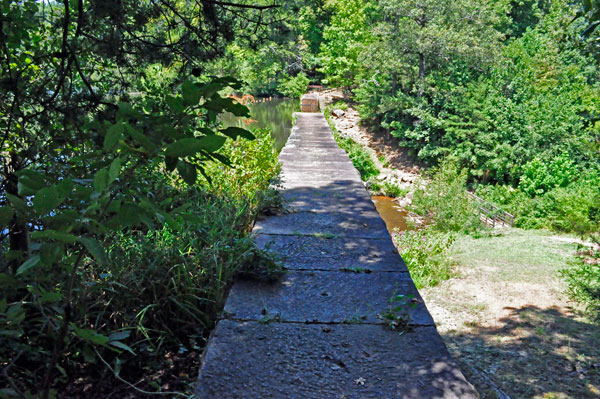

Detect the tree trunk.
xmin=392 ymin=71 xmax=397 ymax=97
xmin=6 ymin=152 xmax=28 ymax=273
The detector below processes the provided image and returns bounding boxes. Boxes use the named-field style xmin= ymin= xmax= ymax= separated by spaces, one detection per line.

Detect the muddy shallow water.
xmin=370 ymin=195 xmax=407 ymax=234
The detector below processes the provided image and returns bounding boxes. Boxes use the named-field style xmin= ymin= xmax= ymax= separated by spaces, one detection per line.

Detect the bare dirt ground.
xmin=421 ymin=230 xmax=600 ymax=399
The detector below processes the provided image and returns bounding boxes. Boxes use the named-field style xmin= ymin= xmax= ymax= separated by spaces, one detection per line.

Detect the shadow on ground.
xmin=442 ymin=305 xmax=600 ymax=399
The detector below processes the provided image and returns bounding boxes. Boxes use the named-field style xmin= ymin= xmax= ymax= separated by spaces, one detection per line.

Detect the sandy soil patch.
xmin=421 ymin=230 xmax=600 ymax=399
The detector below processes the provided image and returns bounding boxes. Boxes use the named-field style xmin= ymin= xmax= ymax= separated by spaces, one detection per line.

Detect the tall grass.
xmin=394 ymin=228 xmax=455 ymax=289
xmin=561 ymin=236 xmax=600 ymax=319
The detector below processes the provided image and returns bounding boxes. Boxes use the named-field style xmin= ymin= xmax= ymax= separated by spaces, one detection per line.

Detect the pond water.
xmin=220 ymin=98 xmax=299 ymax=152
xmin=371 ymin=196 xmax=408 ymax=234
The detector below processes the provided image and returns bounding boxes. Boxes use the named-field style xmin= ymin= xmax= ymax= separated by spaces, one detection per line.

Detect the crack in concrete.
xmin=222 ymin=316 xmax=436 ymax=328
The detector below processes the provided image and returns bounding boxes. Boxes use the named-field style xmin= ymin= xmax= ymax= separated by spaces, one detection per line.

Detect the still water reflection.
xmin=220 ymin=98 xmax=299 ymax=152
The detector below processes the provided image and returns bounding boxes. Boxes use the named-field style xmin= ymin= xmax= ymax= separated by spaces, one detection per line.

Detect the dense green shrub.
xmin=476 ymin=168 xmax=600 ymax=234
xmin=561 ymin=238 xmax=600 ymax=319
xmin=0 ymin=127 xmax=282 ymax=395
xmin=411 ymin=160 xmax=481 ymax=233
xmin=207 ymin=128 xmax=282 ymax=213
xmin=278 ymin=72 xmax=311 ymax=99
xmin=394 ymin=227 xmax=455 ymax=289
xmin=519 ymin=154 xmax=580 ymax=197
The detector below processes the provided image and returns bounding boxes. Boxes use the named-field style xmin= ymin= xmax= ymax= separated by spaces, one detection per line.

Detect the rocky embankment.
xmin=318 ymin=89 xmax=422 ymax=208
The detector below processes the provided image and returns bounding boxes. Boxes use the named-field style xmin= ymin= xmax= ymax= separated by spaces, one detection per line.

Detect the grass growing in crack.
xmin=343 ymin=314 xmax=367 ymax=324
xmin=312 ymin=232 xmax=338 ymax=239
xmin=377 ymin=292 xmax=417 ymax=333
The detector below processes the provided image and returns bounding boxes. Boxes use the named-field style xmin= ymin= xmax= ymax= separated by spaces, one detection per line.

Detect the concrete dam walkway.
xmin=195 ymin=113 xmax=478 ymax=398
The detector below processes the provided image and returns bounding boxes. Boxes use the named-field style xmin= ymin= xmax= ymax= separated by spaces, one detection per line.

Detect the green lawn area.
xmin=420 ymin=229 xmax=600 ymax=399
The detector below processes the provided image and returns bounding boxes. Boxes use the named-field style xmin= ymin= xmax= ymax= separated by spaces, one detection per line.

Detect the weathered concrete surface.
xmin=224 ymin=271 xmax=434 ymax=325
xmin=253 ymin=211 xmax=389 ymax=239
xmin=195 ymin=112 xmax=479 ymax=398
xmin=196 ymin=321 xmax=478 ymax=399
xmin=254 ymin=235 xmax=404 ymax=272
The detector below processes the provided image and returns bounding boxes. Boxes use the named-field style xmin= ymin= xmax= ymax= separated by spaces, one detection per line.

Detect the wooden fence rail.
xmin=466 ymin=192 xmax=514 ymax=228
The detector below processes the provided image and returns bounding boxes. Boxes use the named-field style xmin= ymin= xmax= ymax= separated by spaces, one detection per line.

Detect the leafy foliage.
xmin=209 ymin=0 xmax=329 ymax=97
xmin=278 ymin=72 xmax=311 ymax=98
xmin=318 ymin=0 xmax=600 ymax=236
xmin=318 ymin=0 xmax=375 ymax=91
xmin=0 ymin=0 xmax=283 ymax=396
xmin=561 ymin=237 xmax=600 ymax=319
xmin=411 ymin=160 xmax=481 ymax=233
xmin=394 ymin=227 xmax=455 ymax=289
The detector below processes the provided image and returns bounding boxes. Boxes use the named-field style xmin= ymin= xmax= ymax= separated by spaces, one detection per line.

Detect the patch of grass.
xmin=335 ymin=135 xmax=379 ymax=180
xmin=367 ymin=178 xmax=382 ymax=193
xmin=378 ymin=154 xmax=389 ymax=168
xmin=394 ymin=227 xmax=455 ymax=289
xmin=383 ymin=181 xmax=408 ymax=198
xmin=421 ymin=228 xmax=600 ymax=399
xmin=451 ymin=229 xmax=576 ymax=283
xmin=312 ymin=232 xmax=338 ymax=239
xmin=330 ymin=100 xmax=348 ymax=110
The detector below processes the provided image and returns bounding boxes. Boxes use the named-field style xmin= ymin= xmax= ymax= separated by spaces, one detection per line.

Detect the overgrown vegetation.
xmin=324 ymin=103 xmax=380 ymax=180
xmin=0 ymin=1 xmax=283 ymax=396
xmin=395 ymin=162 xmax=482 ymax=288
xmin=561 ymin=236 xmax=600 ymax=319
xmin=394 ymin=229 xmax=455 ymax=289
xmin=316 ymin=0 xmax=600 ymax=237
xmin=412 ymin=161 xmax=481 ymax=233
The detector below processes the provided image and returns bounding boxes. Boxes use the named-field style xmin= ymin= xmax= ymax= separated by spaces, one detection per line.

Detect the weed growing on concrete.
xmin=377 ymin=292 xmax=417 ymax=333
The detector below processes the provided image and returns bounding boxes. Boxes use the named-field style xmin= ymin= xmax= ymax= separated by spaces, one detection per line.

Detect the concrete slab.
xmin=254 ymin=235 xmax=405 ymax=272
xmin=280 ymin=173 xmax=362 ymax=184
xmin=280 ymin=167 xmax=359 ymax=176
xmin=280 ymin=180 xmax=364 ymax=191
xmin=224 ymin=271 xmax=433 ymax=325
xmin=281 ymin=168 xmax=361 ymax=178
xmin=280 ymin=160 xmax=356 ymax=168
xmin=253 ymin=211 xmax=389 ymax=239
xmin=195 ymin=321 xmax=479 ymax=399
xmin=194 ymin=112 xmax=478 ymax=399
xmin=285 ymin=195 xmax=377 ymax=214
xmin=279 ymin=149 xmax=349 ymax=158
